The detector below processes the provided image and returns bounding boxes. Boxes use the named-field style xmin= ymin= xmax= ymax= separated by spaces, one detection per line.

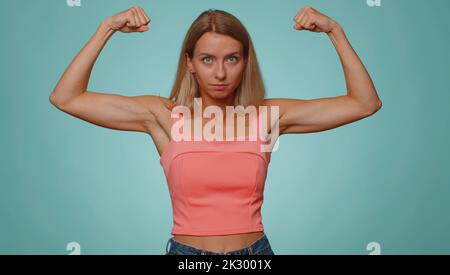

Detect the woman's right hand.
xmin=104 ymin=6 xmax=151 ymax=33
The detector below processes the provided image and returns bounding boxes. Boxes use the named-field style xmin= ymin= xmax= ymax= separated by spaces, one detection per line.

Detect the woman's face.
xmin=186 ymin=32 xmax=245 ymax=102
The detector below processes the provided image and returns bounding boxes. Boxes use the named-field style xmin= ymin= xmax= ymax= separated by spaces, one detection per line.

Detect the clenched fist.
xmin=293 ymin=6 xmax=338 ymax=33
xmin=104 ymin=6 xmax=151 ymax=33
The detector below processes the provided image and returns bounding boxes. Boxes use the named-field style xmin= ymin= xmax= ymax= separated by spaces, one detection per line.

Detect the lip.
xmin=210 ymin=84 xmax=228 ymax=91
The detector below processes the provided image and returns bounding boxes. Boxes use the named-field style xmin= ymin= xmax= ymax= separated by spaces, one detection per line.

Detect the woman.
xmin=49 ymin=6 xmax=382 ymax=255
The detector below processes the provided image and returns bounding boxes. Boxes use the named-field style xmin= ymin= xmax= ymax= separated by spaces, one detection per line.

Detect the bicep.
xmin=266 ymin=96 xmax=375 ymax=135
xmin=57 ymin=91 xmax=159 ymax=133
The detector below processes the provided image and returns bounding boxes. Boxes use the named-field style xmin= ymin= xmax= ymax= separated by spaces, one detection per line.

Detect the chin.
xmin=208 ymin=91 xmax=233 ymax=99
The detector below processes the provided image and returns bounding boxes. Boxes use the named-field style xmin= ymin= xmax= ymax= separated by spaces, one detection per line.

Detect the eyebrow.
xmin=198 ymin=51 xmax=241 ymax=57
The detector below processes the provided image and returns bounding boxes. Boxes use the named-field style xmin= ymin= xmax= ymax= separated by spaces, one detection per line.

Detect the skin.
xmin=186 ymin=32 xmax=245 ymax=113
xmin=49 ymin=5 xmax=382 ymax=253
xmin=183 ymin=32 xmax=255 ymax=141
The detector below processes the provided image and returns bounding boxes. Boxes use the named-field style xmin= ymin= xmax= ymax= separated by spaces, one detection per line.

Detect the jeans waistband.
xmin=166 ymin=233 xmax=269 ymax=255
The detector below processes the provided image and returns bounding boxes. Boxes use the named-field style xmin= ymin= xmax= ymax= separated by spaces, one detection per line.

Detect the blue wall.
xmin=1 ymin=0 xmax=449 ymax=254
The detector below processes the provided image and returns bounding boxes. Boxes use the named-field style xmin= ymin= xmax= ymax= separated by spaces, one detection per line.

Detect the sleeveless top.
xmin=160 ymin=111 xmax=272 ymax=235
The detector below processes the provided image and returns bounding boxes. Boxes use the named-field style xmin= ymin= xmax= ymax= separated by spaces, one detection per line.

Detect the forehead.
xmin=194 ymin=32 xmax=243 ymax=55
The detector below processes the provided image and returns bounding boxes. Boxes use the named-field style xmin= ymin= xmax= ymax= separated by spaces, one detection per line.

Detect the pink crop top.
xmin=159 ymin=112 xmax=272 ymax=236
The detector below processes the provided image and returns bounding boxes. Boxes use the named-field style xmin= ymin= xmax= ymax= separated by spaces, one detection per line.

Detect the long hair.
xmin=168 ymin=9 xmax=266 ymax=112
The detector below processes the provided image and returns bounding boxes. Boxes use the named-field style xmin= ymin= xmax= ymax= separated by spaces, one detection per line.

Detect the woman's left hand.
xmin=293 ymin=6 xmax=339 ymax=33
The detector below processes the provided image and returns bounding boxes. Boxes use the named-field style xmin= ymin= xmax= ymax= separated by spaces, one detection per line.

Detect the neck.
xmin=197 ymin=93 xmax=235 ymax=115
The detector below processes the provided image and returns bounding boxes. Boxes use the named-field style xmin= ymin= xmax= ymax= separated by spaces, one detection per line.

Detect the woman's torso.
xmin=149 ymin=99 xmax=272 ymax=253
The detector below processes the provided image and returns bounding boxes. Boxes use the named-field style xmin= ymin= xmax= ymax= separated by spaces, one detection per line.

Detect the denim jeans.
xmin=165 ymin=233 xmax=275 ymax=255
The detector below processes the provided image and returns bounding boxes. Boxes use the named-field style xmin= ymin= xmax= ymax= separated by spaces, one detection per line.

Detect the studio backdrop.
xmin=1 ymin=0 xmax=449 ymax=254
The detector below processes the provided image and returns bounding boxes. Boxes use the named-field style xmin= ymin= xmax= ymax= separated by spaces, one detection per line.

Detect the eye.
xmin=201 ymin=56 xmax=239 ymax=64
xmin=227 ymin=56 xmax=238 ymax=63
xmin=202 ymin=57 xmax=212 ymax=64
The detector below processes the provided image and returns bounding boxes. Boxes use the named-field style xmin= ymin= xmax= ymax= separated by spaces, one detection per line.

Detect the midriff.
xmin=174 ymin=231 xmax=265 ymax=253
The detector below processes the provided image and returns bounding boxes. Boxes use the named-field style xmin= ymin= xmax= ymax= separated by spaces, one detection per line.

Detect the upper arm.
xmin=264 ymin=95 xmax=381 ymax=135
xmin=51 ymin=91 xmax=169 ymax=133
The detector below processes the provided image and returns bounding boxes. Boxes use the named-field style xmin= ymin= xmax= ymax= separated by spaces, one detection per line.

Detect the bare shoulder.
xmin=262 ymin=98 xmax=291 ymax=108
xmin=261 ymin=98 xmax=289 ymax=115
xmin=262 ymin=98 xmax=278 ymax=105
xmin=258 ymin=98 xmax=285 ymax=135
xmin=133 ymin=94 xmax=175 ymax=114
xmin=262 ymin=97 xmax=302 ymax=118
xmin=133 ymin=94 xmax=175 ymax=124
xmin=134 ymin=94 xmax=176 ymax=137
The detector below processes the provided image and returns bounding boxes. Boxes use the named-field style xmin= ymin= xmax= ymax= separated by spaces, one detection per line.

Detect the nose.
xmin=214 ymin=62 xmax=226 ymax=80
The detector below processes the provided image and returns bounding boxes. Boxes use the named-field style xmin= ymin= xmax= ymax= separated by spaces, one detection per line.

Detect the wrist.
xmin=99 ymin=18 xmax=117 ymax=34
xmin=327 ymin=20 xmax=342 ymax=34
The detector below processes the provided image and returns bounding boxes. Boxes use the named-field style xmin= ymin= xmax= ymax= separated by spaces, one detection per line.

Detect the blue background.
xmin=1 ymin=0 xmax=449 ymax=254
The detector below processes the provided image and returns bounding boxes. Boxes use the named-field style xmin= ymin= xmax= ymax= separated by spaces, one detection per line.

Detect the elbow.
xmin=364 ymin=100 xmax=382 ymax=116
xmin=49 ymin=92 xmax=61 ymax=108
xmin=376 ymin=100 xmax=382 ymax=111
xmin=49 ymin=91 xmax=67 ymax=110
xmin=373 ymin=99 xmax=383 ymax=113
xmin=49 ymin=92 xmax=57 ymax=106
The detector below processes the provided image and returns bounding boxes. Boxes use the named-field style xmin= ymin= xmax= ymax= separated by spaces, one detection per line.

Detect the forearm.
xmin=327 ymin=24 xmax=382 ymax=112
xmin=50 ymin=20 xmax=116 ymax=106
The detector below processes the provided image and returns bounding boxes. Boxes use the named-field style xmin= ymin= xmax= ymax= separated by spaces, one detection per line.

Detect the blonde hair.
xmin=168 ymin=9 xmax=266 ymax=112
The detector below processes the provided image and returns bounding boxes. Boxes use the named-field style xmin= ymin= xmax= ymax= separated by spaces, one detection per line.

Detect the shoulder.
xmin=134 ymin=94 xmax=176 ymax=114
xmin=262 ymin=98 xmax=290 ymax=107
xmin=262 ymin=98 xmax=301 ymax=117
xmin=132 ymin=94 xmax=176 ymax=133
xmin=260 ymin=98 xmax=289 ymax=115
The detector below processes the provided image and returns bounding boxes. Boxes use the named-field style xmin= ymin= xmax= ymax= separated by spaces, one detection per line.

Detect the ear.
xmin=185 ymin=53 xmax=194 ymax=73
